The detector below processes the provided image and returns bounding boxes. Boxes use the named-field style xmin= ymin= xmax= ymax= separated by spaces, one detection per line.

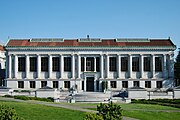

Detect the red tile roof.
xmin=6 ymin=39 xmax=175 ymax=47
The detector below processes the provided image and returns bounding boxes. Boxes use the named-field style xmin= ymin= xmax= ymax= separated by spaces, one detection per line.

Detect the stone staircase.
xmin=73 ymin=92 xmax=111 ymax=102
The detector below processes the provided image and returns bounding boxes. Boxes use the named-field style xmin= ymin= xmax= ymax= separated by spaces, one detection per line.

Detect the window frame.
xmin=64 ymin=81 xmax=70 ymax=88
xmin=132 ymin=57 xmax=140 ymax=72
xmin=18 ymin=81 xmax=24 ymax=88
xmin=18 ymin=57 xmax=26 ymax=72
xmin=41 ymin=81 xmax=47 ymax=88
xmin=122 ymin=81 xmax=128 ymax=88
xmin=30 ymin=57 xmax=37 ymax=72
xmin=52 ymin=57 xmax=60 ymax=72
xmin=64 ymin=57 xmax=71 ymax=72
xmin=121 ymin=57 xmax=128 ymax=71
xmin=155 ymin=57 xmax=162 ymax=72
xmin=109 ymin=57 xmax=117 ymax=72
xmin=53 ymin=81 xmax=59 ymax=88
xmin=144 ymin=57 xmax=151 ymax=72
xmin=30 ymin=81 xmax=36 ymax=88
xmin=41 ymin=57 xmax=48 ymax=72
xmin=110 ymin=81 xmax=117 ymax=88
xmin=145 ymin=81 xmax=151 ymax=88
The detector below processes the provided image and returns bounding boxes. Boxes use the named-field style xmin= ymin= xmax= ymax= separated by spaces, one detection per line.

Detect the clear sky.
xmin=0 ymin=0 xmax=180 ymax=54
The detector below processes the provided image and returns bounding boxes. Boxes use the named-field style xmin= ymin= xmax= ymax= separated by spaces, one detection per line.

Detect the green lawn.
xmin=0 ymin=101 xmax=85 ymax=120
xmin=1 ymin=101 xmax=180 ymax=120
xmin=67 ymin=103 xmax=180 ymax=120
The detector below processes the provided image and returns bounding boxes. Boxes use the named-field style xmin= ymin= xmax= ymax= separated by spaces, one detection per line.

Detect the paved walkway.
xmin=0 ymin=97 xmax=138 ymax=120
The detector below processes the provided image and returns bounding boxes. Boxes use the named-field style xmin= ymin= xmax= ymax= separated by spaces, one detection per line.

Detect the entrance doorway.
xmin=86 ymin=77 xmax=94 ymax=91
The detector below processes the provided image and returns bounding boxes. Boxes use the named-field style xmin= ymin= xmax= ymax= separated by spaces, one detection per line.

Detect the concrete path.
xmin=0 ymin=97 xmax=139 ymax=120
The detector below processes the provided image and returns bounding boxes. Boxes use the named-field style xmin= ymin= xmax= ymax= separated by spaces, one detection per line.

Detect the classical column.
xmin=60 ymin=55 xmax=64 ymax=79
xmin=71 ymin=54 xmax=75 ymax=79
xmin=140 ymin=54 xmax=144 ymax=79
xmin=25 ymin=55 xmax=29 ymax=78
xmin=106 ymin=55 xmax=109 ymax=78
xmin=14 ymin=55 xmax=18 ymax=78
xmin=37 ymin=55 xmax=41 ymax=79
xmin=152 ymin=55 xmax=155 ymax=79
xmin=94 ymin=57 xmax=96 ymax=72
xmin=163 ymin=54 xmax=167 ymax=78
xmin=84 ymin=57 xmax=86 ymax=72
xmin=129 ymin=54 xmax=132 ymax=79
xmin=48 ymin=55 xmax=52 ymax=79
xmin=100 ymin=54 xmax=104 ymax=79
xmin=8 ymin=55 xmax=12 ymax=78
xmin=117 ymin=54 xmax=121 ymax=79
xmin=77 ymin=55 xmax=81 ymax=79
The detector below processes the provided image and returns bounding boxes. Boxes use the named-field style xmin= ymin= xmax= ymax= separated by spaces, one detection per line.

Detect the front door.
xmin=86 ymin=77 xmax=94 ymax=91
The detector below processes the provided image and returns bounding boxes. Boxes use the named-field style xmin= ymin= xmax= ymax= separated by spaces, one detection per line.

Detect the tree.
xmin=0 ymin=105 xmax=24 ymax=120
xmin=174 ymin=48 xmax=180 ymax=86
xmin=84 ymin=102 xmax=123 ymax=120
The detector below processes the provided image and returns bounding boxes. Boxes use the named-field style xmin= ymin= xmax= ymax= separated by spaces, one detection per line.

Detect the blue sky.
xmin=0 ymin=0 xmax=180 ymax=54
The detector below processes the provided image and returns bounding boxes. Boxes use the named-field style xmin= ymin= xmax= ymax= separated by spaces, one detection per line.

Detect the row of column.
xmin=8 ymin=54 xmax=168 ymax=79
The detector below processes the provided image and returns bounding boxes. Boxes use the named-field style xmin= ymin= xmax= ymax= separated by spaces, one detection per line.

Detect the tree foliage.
xmin=0 ymin=105 xmax=24 ymax=120
xmin=84 ymin=102 xmax=123 ymax=120
xmin=175 ymin=48 xmax=180 ymax=86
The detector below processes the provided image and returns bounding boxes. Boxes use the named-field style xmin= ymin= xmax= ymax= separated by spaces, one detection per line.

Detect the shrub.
xmin=84 ymin=102 xmax=123 ymax=120
xmin=14 ymin=96 xmax=30 ymax=100
xmin=0 ymin=105 xmax=24 ymax=120
xmin=3 ymin=95 xmax=13 ymax=98
xmin=84 ymin=113 xmax=103 ymax=120
xmin=102 ymin=81 xmax=108 ymax=92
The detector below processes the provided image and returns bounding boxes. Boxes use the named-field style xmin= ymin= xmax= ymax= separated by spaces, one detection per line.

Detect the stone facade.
xmin=5 ymin=38 xmax=176 ymax=91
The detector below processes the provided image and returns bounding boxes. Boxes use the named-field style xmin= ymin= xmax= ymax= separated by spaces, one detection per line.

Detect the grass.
xmin=1 ymin=100 xmax=180 ymax=120
xmin=123 ymin=110 xmax=180 ymax=120
xmin=0 ymin=101 xmax=85 ymax=120
xmin=66 ymin=103 xmax=180 ymax=120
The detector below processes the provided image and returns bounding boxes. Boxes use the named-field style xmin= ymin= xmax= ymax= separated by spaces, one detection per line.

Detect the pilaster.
xmin=14 ymin=55 xmax=18 ymax=78
xmin=8 ymin=55 xmax=12 ymax=78
xmin=48 ymin=55 xmax=52 ymax=79
xmin=25 ymin=55 xmax=29 ymax=78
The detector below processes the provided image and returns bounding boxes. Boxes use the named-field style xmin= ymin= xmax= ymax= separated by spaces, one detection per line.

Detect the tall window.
xmin=144 ymin=57 xmax=151 ymax=71
xmin=18 ymin=81 xmax=24 ymax=88
xmin=64 ymin=57 xmax=71 ymax=72
xmin=81 ymin=57 xmax=84 ymax=71
xmin=110 ymin=81 xmax=117 ymax=88
xmin=18 ymin=57 xmax=25 ymax=72
xmin=122 ymin=81 xmax=128 ymax=88
xmin=53 ymin=57 xmax=60 ymax=71
xmin=41 ymin=57 xmax=48 ymax=72
xmin=96 ymin=57 xmax=100 ymax=72
xmin=109 ymin=57 xmax=117 ymax=71
xmin=133 ymin=81 xmax=139 ymax=87
xmin=121 ymin=57 xmax=128 ymax=71
xmin=145 ymin=81 xmax=151 ymax=88
xmin=86 ymin=57 xmax=94 ymax=71
xmin=132 ymin=57 xmax=139 ymax=71
xmin=41 ymin=81 xmax=47 ymax=88
xmin=53 ymin=81 xmax=58 ymax=88
xmin=157 ymin=81 xmax=162 ymax=88
xmin=30 ymin=81 xmax=36 ymax=88
xmin=155 ymin=57 xmax=162 ymax=72
xmin=30 ymin=57 xmax=37 ymax=72
xmin=64 ymin=81 xmax=70 ymax=88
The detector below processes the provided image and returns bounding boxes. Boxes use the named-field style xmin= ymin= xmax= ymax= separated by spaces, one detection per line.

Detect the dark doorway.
xmin=86 ymin=77 xmax=94 ymax=91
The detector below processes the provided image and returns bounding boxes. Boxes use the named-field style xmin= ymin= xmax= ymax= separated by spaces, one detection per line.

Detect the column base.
xmin=117 ymin=77 xmax=124 ymax=80
xmin=99 ymin=78 xmax=104 ymax=80
xmin=76 ymin=78 xmax=81 ymax=80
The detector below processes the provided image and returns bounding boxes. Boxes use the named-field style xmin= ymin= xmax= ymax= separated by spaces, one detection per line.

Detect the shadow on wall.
xmin=163 ymin=79 xmax=174 ymax=88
